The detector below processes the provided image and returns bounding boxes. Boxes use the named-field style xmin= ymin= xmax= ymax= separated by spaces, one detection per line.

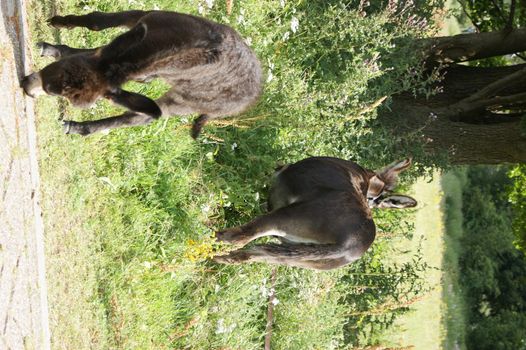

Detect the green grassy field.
xmin=440 ymin=170 xmax=468 ymax=350
xmin=28 ymin=0 xmax=438 ymax=348
xmin=378 ymin=170 xmax=471 ymax=350
xmin=377 ymin=174 xmax=445 ymax=349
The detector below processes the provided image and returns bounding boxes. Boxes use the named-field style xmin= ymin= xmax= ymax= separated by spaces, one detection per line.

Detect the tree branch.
xmin=506 ymin=0 xmax=517 ymax=31
xmin=425 ymin=28 xmax=526 ymax=63
xmin=477 ymin=92 xmax=526 ymax=109
xmin=452 ymin=111 xmax=524 ymax=124
xmin=462 ymin=66 xmax=526 ymax=103
xmin=490 ymin=0 xmax=510 ymax=24
xmin=458 ymin=0 xmax=482 ymax=33
xmin=448 ymin=92 xmax=526 ymax=122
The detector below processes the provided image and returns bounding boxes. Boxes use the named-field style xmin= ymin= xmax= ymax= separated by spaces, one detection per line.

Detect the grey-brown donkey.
xmin=21 ymin=10 xmax=262 ymax=138
xmin=214 ymin=157 xmax=417 ymax=270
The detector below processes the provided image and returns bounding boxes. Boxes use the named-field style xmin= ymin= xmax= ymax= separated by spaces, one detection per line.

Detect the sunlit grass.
xmin=28 ymin=0 xmax=437 ymax=348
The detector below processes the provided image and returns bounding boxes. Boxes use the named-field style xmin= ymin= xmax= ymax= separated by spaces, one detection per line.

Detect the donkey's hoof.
xmin=37 ymin=42 xmax=59 ymax=58
xmin=48 ymin=16 xmax=73 ymax=29
xmin=62 ymin=120 xmax=72 ymax=134
xmin=213 ymin=252 xmax=248 ymax=265
xmin=63 ymin=120 xmax=89 ymax=136
xmin=215 ymin=228 xmax=247 ymax=245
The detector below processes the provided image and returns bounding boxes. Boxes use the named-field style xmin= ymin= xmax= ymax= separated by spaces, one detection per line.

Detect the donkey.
xmin=21 ymin=10 xmax=262 ymax=138
xmin=214 ymin=157 xmax=417 ymax=270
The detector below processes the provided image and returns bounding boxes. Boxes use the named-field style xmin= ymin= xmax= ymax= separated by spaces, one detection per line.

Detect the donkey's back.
xmin=22 ymin=10 xmax=262 ymax=138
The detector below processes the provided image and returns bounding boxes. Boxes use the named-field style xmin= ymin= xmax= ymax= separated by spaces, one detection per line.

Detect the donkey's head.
xmin=22 ymin=56 xmax=108 ymax=107
xmin=367 ymin=158 xmax=417 ymax=209
xmin=21 ymin=22 xmax=161 ymax=118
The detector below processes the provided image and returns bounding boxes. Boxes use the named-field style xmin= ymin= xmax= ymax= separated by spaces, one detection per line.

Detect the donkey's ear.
xmin=376 ymin=158 xmax=413 ymax=190
xmin=100 ymin=22 xmax=147 ymax=61
xmin=106 ymin=89 xmax=161 ymax=118
xmin=376 ymin=194 xmax=417 ymax=209
xmin=389 ymin=158 xmax=412 ymax=172
xmin=367 ymin=175 xmax=385 ymax=199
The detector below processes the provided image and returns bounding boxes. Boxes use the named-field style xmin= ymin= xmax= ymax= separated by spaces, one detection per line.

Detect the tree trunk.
xmin=383 ymin=64 xmax=526 ymax=164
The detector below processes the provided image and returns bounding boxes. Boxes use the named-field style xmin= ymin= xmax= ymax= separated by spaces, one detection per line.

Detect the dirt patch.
xmin=0 ymin=0 xmax=50 ymax=349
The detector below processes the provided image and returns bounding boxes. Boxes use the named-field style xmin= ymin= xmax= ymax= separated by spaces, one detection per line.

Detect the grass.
xmin=440 ymin=169 xmax=468 ymax=350
xmin=377 ymin=173 xmax=445 ymax=349
xmin=27 ymin=2 xmax=347 ymax=348
xmin=26 ymin=0 xmax=439 ymax=349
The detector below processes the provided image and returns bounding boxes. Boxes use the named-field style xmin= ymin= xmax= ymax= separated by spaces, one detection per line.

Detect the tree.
xmin=509 ymin=165 xmax=526 ymax=252
xmin=382 ymin=28 xmax=526 ymax=164
xmin=468 ymin=310 xmax=526 ymax=350
xmin=260 ymin=1 xmax=526 ymax=167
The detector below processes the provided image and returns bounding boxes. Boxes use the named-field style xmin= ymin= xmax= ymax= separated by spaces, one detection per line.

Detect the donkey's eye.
xmin=45 ymin=83 xmax=61 ymax=95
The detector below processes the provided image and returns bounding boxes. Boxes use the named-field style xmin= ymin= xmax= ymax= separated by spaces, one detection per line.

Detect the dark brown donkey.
xmin=21 ymin=11 xmax=262 ymax=138
xmin=214 ymin=157 xmax=417 ymax=270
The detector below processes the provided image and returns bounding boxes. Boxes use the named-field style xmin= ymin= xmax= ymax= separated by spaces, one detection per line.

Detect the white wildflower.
xmin=255 ymin=192 xmax=260 ymax=201
xmin=282 ymin=31 xmax=290 ymax=41
xmin=198 ymin=3 xmax=204 ymax=14
xmin=143 ymin=261 xmax=153 ymax=269
xmin=205 ymin=0 xmax=214 ymax=8
xmin=271 ymin=297 xmax=280 ymax=306
xmin=245 ymin=37 xmax=252 ymax=46
xmin=266 ymin=70 xmax=273 ymax=83
xmin=216 ymin=318 xmax=225 ymax=334
xmin=237 ymin=9 xmax=246 ymax=25
xmin=201 ymin=203 xmax=211 ymax=213
xmin=290 ymin=16 xmax=299 ymax=33
xmin=231 ymin=142 xmax=238 ymax=150
xmin=280 ymin=0 xmax=285 ymax=7
xmin=215 ymin=319 xmax=237 ymax=334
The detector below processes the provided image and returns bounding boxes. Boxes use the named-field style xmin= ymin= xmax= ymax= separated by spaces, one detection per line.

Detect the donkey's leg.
xmin=216 ymin=211 xmax=290 ymax=247
xmin=64 ymin=92 xmax=198 ymax=136
xmin=216 ymin=201 xmax=327 ymax=247
xmin=63 ymin=112 xmax=156 ymax=135
xmin=214 ymin=243 xmax=347 ymax=270
xmin=37 ymin=42 xmax=98 ymax=60
xmin=49 ymin=11 xmax=150 ymax=31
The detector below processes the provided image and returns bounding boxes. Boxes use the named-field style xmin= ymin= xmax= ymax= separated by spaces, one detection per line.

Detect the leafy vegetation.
xmin=441 ymin=169 xmax=468 ymax=350
xmin=27 ymin=0 xmax=446 ymax=349
xmin=458 ymin=0 xmax=526 ymax=33
xmin=509 ymin=165 xmax=526 ymax=253
xmin=442 ymin=166 xmax=526 ymax=350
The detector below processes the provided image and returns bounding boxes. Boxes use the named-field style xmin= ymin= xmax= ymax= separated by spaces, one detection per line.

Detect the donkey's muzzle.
xmin=21 ymin=72 xmax=43 ymax=98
